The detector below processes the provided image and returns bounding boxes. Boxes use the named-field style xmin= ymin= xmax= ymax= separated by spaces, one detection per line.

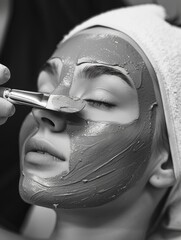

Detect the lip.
xmin=25 ymin=137 xmax=66 ymax=162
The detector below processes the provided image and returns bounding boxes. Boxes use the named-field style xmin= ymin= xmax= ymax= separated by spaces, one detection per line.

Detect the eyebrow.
xmin=78 ymin=65 xmax=133 ymax=87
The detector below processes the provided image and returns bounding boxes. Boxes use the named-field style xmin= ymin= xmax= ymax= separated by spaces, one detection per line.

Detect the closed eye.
xmin=85 ymin=99 xmax=116 ymax=109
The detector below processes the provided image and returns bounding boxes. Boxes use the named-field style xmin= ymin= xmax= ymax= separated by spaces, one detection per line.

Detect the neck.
xmin=50 ymin=189 xmax=160 ymax=240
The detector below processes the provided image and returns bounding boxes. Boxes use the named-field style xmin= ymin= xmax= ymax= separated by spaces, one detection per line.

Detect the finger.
xmin=0 ymin=117 xmax=8 ymax=125
xmin=0 ymin=98 xmax=15 ymax=117
xmin=0 ymin=64 xmax=11 ymax=84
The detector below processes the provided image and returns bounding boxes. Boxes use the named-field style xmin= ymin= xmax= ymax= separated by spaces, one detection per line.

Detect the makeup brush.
xmin=0 ymin=87 xmax=85 ymax=113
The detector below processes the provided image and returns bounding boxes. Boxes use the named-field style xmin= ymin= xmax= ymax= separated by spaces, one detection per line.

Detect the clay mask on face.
xmin=19 ymin=27 xmax=157 ymax=209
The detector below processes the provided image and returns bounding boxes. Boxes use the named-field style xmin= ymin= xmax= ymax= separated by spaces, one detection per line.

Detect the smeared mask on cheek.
xmin=20 ymin=29 xmax=157 ymax=209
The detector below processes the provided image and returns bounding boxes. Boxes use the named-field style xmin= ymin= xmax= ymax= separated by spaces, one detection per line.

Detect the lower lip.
xmin=25 ymin=152 xmax=62 ymax=165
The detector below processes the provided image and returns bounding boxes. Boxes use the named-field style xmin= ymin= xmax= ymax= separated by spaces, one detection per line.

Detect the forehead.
xmin=51 ymin=27 xmax=146 ymax=89
xmin=53 ymin=27 xmax=143 ymax=64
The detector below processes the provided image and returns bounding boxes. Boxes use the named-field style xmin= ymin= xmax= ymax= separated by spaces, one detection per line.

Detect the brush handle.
xmin=0 ymin=87 xmax=49 ymax=108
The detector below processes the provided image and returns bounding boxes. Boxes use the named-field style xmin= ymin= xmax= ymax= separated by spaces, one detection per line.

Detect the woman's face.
xmin=19 ymin=27 xmax=156 ymax=209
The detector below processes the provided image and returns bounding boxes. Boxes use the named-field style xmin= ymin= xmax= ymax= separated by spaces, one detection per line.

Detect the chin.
xmin=19 ymin=173 xmax=56 ymax=209
xmin=19 ymin=172 xmax=133 ymax=210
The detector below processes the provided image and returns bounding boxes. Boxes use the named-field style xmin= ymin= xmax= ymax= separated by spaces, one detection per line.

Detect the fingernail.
xmin=3 ymin=67 xmax=11 ymax=80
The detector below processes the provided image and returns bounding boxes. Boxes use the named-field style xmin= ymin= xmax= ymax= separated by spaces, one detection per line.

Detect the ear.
xmin=149 ymin=150 xmax=176 ymax=188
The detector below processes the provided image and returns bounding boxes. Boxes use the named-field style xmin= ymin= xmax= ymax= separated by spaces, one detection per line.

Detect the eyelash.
xmin=85 ymin=99 xmax=116 ymax=109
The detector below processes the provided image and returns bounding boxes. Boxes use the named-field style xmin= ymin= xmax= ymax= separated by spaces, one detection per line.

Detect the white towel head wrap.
xmin=62 ymin=4 xmax=181 ymax=233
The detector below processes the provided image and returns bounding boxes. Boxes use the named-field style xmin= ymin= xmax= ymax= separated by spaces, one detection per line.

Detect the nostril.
xmin=41 ymin=117 xmax=55 ymax=127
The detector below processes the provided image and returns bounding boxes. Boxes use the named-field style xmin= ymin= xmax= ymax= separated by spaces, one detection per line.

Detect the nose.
xmin=32 ymin=108 xmax=66 ymax=132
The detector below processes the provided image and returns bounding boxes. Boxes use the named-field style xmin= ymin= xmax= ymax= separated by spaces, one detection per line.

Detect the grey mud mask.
xmin=19 ymin=28 xmax=157 ymax=209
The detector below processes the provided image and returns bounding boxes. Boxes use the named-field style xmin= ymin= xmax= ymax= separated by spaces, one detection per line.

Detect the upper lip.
xmin=25 ymin=138 xmax=65 ymax=161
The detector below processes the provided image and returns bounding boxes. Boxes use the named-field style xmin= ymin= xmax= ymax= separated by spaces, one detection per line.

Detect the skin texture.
xmin=19 ymin=27 xmax=157 ymax=209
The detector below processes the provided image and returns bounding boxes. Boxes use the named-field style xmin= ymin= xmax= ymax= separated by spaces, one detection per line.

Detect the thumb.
xmin=0 ymin=64 xmax=11 ymax=85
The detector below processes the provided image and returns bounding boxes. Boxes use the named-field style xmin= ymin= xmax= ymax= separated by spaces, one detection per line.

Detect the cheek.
xmin=49 ymin=121 xmax=151 ymax=207
xmin=69 ymin=121 xmax=149 ymax=182
xmin=21 ymin=119 xmax=153 ymax=209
